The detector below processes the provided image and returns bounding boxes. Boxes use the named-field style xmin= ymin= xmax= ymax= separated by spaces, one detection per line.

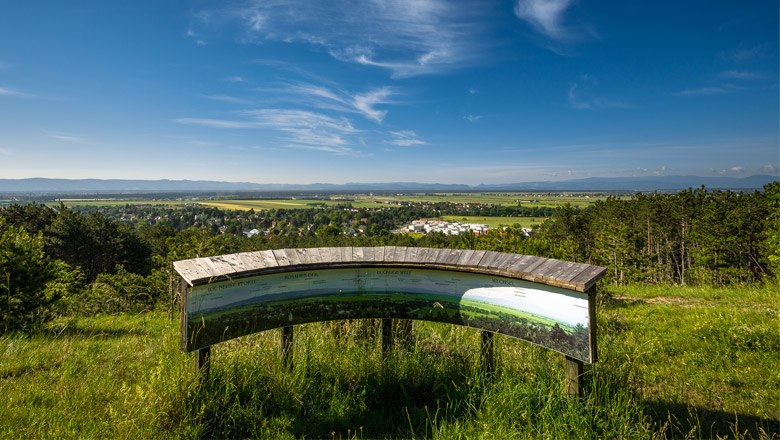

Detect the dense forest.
xmin=1 ymin=183 xmax=777 ymax=332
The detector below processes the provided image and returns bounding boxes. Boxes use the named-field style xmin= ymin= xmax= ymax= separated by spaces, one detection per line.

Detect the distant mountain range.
xmin=0 ymin=175 xmax=776 ymax=194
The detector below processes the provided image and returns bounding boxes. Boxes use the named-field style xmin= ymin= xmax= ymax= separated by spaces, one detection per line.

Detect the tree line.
xmin=1 ymin=184 xmax=777 ymax=332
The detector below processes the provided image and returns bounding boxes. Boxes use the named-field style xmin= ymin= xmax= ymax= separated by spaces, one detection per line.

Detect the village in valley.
xmin=401 ymin=219 xmax=534 ymax=237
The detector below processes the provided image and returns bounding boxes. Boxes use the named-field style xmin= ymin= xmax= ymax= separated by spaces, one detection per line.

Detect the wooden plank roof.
xmin=173 ymin=246 xmax=606 ymax=293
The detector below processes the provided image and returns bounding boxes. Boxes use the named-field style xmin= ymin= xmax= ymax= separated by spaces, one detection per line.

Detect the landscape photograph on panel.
xmin=185 ymin=268 xmax=593 ymax=362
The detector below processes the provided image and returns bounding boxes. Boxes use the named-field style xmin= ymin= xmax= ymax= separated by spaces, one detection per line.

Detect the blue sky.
xmin=1 ymin=0 xmax=777 ymax=184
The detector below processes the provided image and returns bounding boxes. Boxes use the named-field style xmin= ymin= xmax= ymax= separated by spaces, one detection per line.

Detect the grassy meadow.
xmin=1 ymin=284 xmax=777 ymax=438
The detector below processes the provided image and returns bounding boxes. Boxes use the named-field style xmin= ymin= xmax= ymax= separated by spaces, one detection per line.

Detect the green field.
xmin=52 ymin=192 xmax=607 ymax=210
xmin=53 ymin=199 xmax=194 ymax=207
xmin=441 ymin=215 xmax=548 ymax=228
xmin=200 ymin=199 xmax=342 ymax=210
xmin=350 ymin=192 xmax=607 ymax=208
xmin=1 ymin=284 xmax=777 ymax=438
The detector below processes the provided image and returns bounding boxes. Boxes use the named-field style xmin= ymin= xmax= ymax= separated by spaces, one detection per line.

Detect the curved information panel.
xmin=184 ymin=267 xmax=594 ymax=362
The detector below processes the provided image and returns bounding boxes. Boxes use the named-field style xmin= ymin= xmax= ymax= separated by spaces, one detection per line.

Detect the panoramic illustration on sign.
xmin=184 ymin=267 xmax=593 ymax=362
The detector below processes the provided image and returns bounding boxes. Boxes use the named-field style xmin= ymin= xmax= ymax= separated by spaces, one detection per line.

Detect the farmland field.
xmin=349 ymin=192 xmax=607 ymax=208
xmin=441 ymin=215 xmax=548 ymax=228
xmin=52 ymin=192 xmax=608 ymax=210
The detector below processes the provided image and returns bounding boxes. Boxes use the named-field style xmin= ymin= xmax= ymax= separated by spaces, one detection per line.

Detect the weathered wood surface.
xmin=173 ymin=246 xmax=606 ymax=293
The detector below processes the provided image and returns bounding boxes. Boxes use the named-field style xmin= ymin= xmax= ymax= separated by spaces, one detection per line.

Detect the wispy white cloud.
xmin=176 ymin=109 xmax=362 ymax=155
xmin=0 ymin=147 xmax=12 ymax=156
xmin=718 ymin=44 xmax=769 ymax=62
xmin=184 ymin=28 xmax=207 ymax=46
xmin=284 ymin=82 xmax=394 ymax=123
xmin=224 ymin=76 xmax=247 ymax=83
xmin=714 ymin=165 xmax=746 ymax=175
xmin=719 ymin=70 xmax=766 ymax=80
xmin=634 ymin=165 xmax=674 ymax=176
xmin=0 ymin=63 xmax=11 ymax=70
xmin=48 ymin=134 xmax=87 ymax=143
xmin=761 ymin=164 xmax=778 ymax=174
xmin=673 ymin=85 xmax=736 ymax=96
xmin=388 ymin=130 xmax=426 ymax=147
xmin=193 ymin=0 xmax=485 ymax=77
xmin=568 ymin=80 xmax=630 ymax=110
xmin=165 ymin=135 xmax=223 ymax=148
xmin=352 ymin=88 xmax=393 ymax=123
xmin=514 ymin=0 xmax=574 ymax=40
xmin=175 ymin=118 xmax=256 ymax=129
xmin=464 ymin=114 xmax=483 ymax=123
xmin=202 ymin=94 xmax=255 ymax=105
xmin=0 ymin=86 xmax=30 ymax=98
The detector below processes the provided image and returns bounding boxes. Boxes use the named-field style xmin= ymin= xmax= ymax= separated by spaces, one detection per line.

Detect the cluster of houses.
xmin=402 ymin=219 xmax=536 ymax=237
xmin=404 ymin=219 xmax=490 ymax=236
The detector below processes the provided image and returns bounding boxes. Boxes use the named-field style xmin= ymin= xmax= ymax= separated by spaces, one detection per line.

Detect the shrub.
xmin=0 ymin=220 xmax=81 ymax=332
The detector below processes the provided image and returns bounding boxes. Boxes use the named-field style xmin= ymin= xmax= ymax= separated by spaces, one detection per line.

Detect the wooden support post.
xmin=281 ymin=326 xmax=294 ymax=371
xmin=564 ymin=355 xmax=584 ymax=397
xmin=381 ymin=318 xmax=393 ymax=355
xmin=481 ymin=331 xmax=495 ymax=377
xmin=195 ymin=346 xmax=211 ymax=380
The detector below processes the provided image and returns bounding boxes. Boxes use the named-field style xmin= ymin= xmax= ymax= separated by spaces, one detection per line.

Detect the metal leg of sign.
xmin=481 ymin=331 xmax=495 ymax=377
xmin=381 ymin=319 xmax=393 ymax=355
xmin=195 ymin=346 xmax=211 ymax=381
xmin=281 ymin=326 xmax=294 ymax=371
xmin=564 ymin=355 xmax=584 ymax=398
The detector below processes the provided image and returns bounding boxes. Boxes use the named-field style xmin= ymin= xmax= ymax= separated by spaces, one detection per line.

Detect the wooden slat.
xmin=416 ymin=247 xmax=433 ymax=264
xmin=382 ymin=246 xmax=397 ymax=262
xmin=272 ymin=249 xmax=291 ymax=267
xmin=305 ymin=247 xmax=325 ymax=265
xmin=421 ymin=248 xmax=444 ymax=265
xmin=172 ymin=260 xmax=211 ymax=285
xmin=571 ymin=265 xmax=608 ymax=292
xmin=457 ymin=249 xmax=486 ymax=268
xmin=406 ymin=247 xmax=421 ymax=265
xmin=319 ymin=247 xmax=340 ymax=264
xmin=199 ymin=256 xmax=236 ymax=278
xmin=172 ymin=246 xmax=607 ymax=292
xmin=371 ymin=246 xmax=385 ymax=262
xmin=558 ymin=263 xmax=592 ymax=283
xmin=543 ymin=260 xmax=578 ymax=282
xmin=384 ymin=246 xmax=398 ymax=262
xmin=395 ymin=246 xmax=409 ymax=263
xmin=528 ymin=259 xmax=559 ymax=282
xmin=298 ymin=248 xmax=317 ymax=266
xmin=494 ymin=253 xmax=531 ymax=277
xmin=235 ymin=251 xmax=276 ymax=271
xmin=478 ymin=251 xmax=506 ymax=270
xmin=444 ymin=249 xmax=462 ymax=266
xmin=361 ymin=246 xmax=374 ymax=262
xmin=339 ymin=246 xmax=353 ymax=263
xmin=214 ymin=253 xmax=248 ymax=273
xmin=517 ymin=256 xmax=549 ymax=277
xmin=282 ymin=248 xmax=302 ymax=266
xmin=506 ymin=255 xmax=540 ymax=274
xmin=257 ymin=250 xmax=280 ymax=268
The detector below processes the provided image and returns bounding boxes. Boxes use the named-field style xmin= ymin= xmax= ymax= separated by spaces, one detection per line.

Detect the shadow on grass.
xmin=186 ymin=348 xmax=483 ymax=439
xmin=646 ymin=400 xmax=779 ymax=439
xmin=47 ymin=322 xmax=149 ymax=340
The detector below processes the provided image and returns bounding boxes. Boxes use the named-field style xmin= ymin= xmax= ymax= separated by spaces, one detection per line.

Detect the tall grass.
xmin=1 ymin=284 xmax=777 ymax=438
